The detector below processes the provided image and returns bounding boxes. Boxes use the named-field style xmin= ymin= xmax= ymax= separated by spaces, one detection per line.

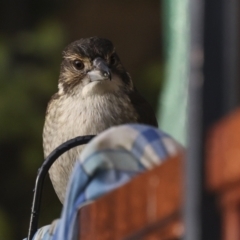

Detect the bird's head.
xmin=58 ymin=37 xmax=133 ymax=97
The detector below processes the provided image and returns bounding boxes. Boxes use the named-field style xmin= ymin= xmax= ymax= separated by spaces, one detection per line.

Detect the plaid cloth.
xmin=26 ymin=124 xmax=182 ymax=240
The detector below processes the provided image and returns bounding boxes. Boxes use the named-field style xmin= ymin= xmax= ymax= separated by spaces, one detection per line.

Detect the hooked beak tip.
xmin=93 ymin=57 xmax=111 ymax=80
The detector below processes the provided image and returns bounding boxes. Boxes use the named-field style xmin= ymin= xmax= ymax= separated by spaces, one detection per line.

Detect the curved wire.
xmin=27 ymin=135 xmax=95 ymax=240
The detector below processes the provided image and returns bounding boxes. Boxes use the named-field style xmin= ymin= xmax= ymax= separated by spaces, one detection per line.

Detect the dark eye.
xmin=73 ymin=60 xmax=84 ymax=70
xmin=110 ymin=55 xmax=117 ymax=65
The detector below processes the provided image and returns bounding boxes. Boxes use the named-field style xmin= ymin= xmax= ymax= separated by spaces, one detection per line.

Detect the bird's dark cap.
xmin=63 ymin=37 xmax=115 ymax=60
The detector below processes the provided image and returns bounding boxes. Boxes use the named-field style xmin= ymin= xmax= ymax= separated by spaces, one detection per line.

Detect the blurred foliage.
xmin=136 ymin=61 xmax=163 ymax=111
xmin=0 ymin=208 xmax=12 ymax=239
xmin=0 ymin=2 xmax=163 ymax=239
xmin=0 ymin=19 xmax=66 ymax=239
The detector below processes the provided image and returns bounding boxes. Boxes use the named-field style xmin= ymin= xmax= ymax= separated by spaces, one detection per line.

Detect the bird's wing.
xmin=43 ymin=93 xmax=60 ymax=158
xmin=129 ymin=88 xmax=158 ymax=127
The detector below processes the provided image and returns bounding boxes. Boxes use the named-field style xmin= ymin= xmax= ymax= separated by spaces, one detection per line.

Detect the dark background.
xmin=0 ymin=1 xmax=163 ymax=239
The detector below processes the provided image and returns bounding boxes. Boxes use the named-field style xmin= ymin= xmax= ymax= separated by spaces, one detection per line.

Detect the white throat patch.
xmin=82 ymin=73 xmax=123 ymax=97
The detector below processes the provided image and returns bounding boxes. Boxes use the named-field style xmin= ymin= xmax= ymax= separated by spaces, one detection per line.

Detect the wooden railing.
xmin=78 ymin=154 xmax=184 ymax=240
xmin=77 ymin=109 xmax=240 ymax=240
xmin=207 ymin=109 xmax=240 ymax=240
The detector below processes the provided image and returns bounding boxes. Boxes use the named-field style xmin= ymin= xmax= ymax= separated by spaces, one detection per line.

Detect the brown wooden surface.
xmin=207 ymin=109 xmax=240 ymax=191
xmin=222 ymin=199 xmax=240 ymax=240
xmin=78 ymin=154 xmax=183 ymax=240
xmin=206 ymin=108 xmax=240 ymax=240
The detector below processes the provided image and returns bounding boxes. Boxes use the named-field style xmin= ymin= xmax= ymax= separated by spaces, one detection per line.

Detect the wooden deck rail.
xmin=207 ymin=109 xmax=240 ymax=240
xmin=78 ymin=154 xmax=184 ymax=240
xmin=77 ymin=108 xmax=240 ymax=240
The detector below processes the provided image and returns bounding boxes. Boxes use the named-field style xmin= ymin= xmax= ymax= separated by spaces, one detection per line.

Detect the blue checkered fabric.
xmin=26 ymin=124 xmax=182 ymax=240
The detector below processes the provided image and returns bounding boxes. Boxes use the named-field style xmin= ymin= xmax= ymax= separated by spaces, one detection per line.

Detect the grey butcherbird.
xmin=43 ymin=37 xmax=158 ymax=203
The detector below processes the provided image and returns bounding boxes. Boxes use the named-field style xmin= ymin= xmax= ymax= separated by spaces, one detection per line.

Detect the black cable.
xmin=27 ymin=135 xmax=95 ymax=240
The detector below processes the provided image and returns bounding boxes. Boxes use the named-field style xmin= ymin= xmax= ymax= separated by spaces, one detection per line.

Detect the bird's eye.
xmin=73 ymin=60 xmax=84 ymax=70
xmin=110 ymin=55 xmax=117 ymax=65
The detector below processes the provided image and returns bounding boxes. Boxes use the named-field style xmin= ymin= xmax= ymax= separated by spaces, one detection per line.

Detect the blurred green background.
xmin=0 ymin=0 xmax=164 ymax=239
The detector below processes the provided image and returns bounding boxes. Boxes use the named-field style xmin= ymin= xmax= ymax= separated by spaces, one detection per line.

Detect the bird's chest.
xmin=55 ymin=94 xmax=137 ymax=142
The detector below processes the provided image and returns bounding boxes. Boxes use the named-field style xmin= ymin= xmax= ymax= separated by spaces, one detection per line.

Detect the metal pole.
xmin=222 ymin=0 xmax=240 ymax=112
xmin=185 ymin=0 xmax=239 ymax=239
xmin=184 ymin=0 xmax=204 ymax=239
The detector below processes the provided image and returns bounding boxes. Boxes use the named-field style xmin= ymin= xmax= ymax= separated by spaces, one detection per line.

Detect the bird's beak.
xmin=88 ymin=57 xmax=111 ymax=82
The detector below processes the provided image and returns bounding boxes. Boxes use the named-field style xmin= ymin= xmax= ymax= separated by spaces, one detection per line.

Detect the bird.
xmin=43 ymin=37 xmax=158 ymax=203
